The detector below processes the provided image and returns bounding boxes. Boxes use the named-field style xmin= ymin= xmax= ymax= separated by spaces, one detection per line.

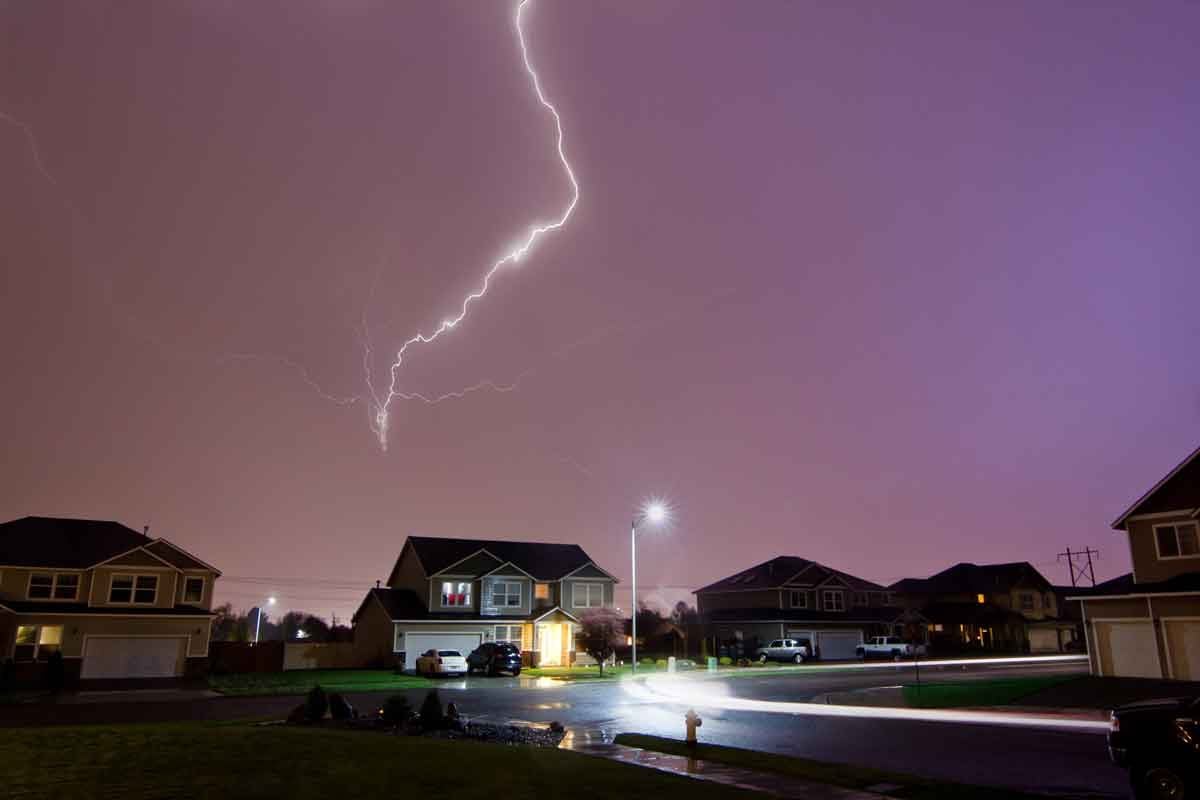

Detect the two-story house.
xmin=0 ymin=516 xmax=220 ymax=685
xmin=352 ymin=536 xmax=618 ymax=670
xmin=694 ymin=556 xmax=897 ymax=660
xmin=890 ymin=561 xmax=1077 ymax=653
xmin=1073 ymin=444 xmax=1200 ymax=680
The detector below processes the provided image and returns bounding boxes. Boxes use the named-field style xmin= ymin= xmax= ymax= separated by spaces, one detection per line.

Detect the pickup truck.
xmin=855 ymin=636 xmax=927 ymax=660
xmin=756 ymin=638 xmax=811 ymax=664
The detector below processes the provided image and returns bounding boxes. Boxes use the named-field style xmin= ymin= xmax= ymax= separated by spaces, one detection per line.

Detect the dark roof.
xmin=918 ymin=601 xmax=1027 ymax=626
xmin=0 ymin=517 xmax=152 ymax=568
xmin=1070 ymin=571 xmax=1200 ymax=598
xmin=703 ymin=606 xmax=900 ymax=624
xmin=1112 ymin=444 xmax=1200 ymax=529
xmin=890 ymin=562 xmax=1052 ymax=595
xmin=696 ymin=556 xmax=884 ymax=594
xmin=0 ymin=600 xmax=212 ymax=616
xmin=406 ymin=536 xmax=601 ymax=581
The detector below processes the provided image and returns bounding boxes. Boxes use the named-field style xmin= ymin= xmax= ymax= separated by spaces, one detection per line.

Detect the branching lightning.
xmin=0 ymin=109 xmax=58 ymax=188
xmin=367 ymin=0 xmax=580 ymax=449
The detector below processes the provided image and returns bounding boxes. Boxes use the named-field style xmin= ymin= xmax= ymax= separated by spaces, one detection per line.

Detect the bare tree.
xmin=575 ymin=607 xmax=623 ymax=676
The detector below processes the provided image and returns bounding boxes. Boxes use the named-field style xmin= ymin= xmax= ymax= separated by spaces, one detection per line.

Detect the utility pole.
xmin=1057 ymin=547 xmax=1099 ymax=587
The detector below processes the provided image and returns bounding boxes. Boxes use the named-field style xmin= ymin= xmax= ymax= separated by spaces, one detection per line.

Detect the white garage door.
xmin=1029 ymin=629 xmax=1060 ymax=653
xmin=81 ymin=637 xmax=185 ymax=679
xmin=1098 ymin=621 xmax=1159 ymax=679
xmin=817 ymin=630 xmax=862 ymax=660
xmin=1164 ymin=620 xmax=1200 ymax=680
xmin=402 ymin=632 xmax=482 ymax=671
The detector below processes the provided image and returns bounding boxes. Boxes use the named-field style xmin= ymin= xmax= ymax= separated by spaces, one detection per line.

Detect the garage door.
xmin=816 ymin=630 xmax=862 ymax=660
xmin=1096 ymin=621 xmax=1159 ymax=678
xmin=81 ymin=637 xmax=185 ymax=679
xmin=1164 ymin=620 xmax=1200 ymax=680
xmin=401 ymin=632 xmax=482 ymax=671
xmin=1028 ymin=628 xmax=1060 ymax=653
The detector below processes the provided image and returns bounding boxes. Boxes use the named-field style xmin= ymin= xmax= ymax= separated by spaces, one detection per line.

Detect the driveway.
xmin=2 ymin=660 xmax=1126 ymax=798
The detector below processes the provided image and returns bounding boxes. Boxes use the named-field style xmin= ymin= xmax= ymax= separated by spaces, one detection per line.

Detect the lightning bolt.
xmin=367 ymin=0 xmax=580 ymax=449
xmin=0 ymin=109 xmax=58 ymax=188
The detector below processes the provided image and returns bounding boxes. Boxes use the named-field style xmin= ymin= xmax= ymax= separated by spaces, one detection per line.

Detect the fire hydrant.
xmin=685 ymin=709 xmax=702 ymax=745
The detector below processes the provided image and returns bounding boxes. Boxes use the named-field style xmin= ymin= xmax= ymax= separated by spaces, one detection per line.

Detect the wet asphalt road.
xmin=2 ymin=660 xmax=1127 ymax=798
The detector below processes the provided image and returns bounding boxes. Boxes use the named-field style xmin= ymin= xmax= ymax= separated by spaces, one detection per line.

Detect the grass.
xmin=0 ymin=722 xmax=756 ymax=800
xmin=901 ymin=675 xmax=1078 ymax=708
xmin=210 ymin=669 xmax=436 ymax=696
xmin=614 ymin=735 xmax=1067 ymax=800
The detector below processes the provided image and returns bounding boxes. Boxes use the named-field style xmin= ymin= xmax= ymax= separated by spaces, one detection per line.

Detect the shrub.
xmin=419 ymin=689 xmax=444 ymax=730
xmin=328 ymin=692 xmax=356 ymax=721
xmin=45 ymin=651 xmax=65 ymax=692
xmin=655 ymin=659 xmax=668 ymax=668
xmin=380 ymin=695 xmax=412 ymax=725
xmin=718 ymin=656 xmax=733 ymax=666
xmin=305 ymin=685 xmax=328 ymax=721
xmin=736 ymin=658 xmax=751 ymax=667
xmin=640 ymin=657 xmax=655 ymax=666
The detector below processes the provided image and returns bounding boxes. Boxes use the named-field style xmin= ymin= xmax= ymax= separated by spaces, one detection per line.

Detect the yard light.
xmin=254 ymin=596 xmax=277 ymax=645
xmin=631 ymin=499 xmax=671 ymax=674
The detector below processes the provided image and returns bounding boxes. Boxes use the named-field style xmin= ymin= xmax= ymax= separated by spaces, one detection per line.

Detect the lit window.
xmin=441 ymin=581 xmax=472 ymax=607
xmin=572 ymin=583 xmax=604 ymax=608
xmin=534 ymin=583 xmax=550 ymax=600
xmin=109 ymin=574 xmax=158 ymax=604
xmin=1156 ymin=523 xmax=1200 ymax=559
xmin=491 ymin=581 xmax=522 ymax=607
xmin=495 ymin=625 xmax=523 ymax=646
xmin=789 ymin=590 xmax=806 ymax=608
xmin=976 ymin=594 xmax=986 ymax=604
xmin=822 ymin=590 xmax=845 ymax=612
xmin=13 ymin=625 xmax=63 ymax=662
xmin=183 ymin=576 xmax=205 ymax=604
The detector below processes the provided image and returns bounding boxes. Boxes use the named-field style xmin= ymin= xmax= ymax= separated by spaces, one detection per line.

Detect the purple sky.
xmin=3 ymin=1 xmax=1198 ymax=621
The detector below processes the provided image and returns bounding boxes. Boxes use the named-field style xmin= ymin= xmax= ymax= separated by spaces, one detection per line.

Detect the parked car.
xmin=415 ymin=648 xmax=468 ymax=677
xmin=1108 ymin=695 xmax=1199 ymax=799
xmin=466 ymin=642 xmax=522 ymax=676
xmin=856 ymin=636 xmax=927 ymax=660
xmin=757 ymin=638 xmax=811 ymax=664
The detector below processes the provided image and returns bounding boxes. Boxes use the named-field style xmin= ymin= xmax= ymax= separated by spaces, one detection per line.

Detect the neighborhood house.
xmin=0 ymin=516 xmax=220 ymax=684
xmin=353 ymin=536 xmax=617 ymax=670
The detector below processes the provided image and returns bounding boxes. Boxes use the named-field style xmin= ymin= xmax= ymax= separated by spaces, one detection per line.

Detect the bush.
xmin=45 ymin=651 xmax=65 ymax=692
xmin=305 ymin=685 xmax=328 ymax=721
xmin=639 ymin=657 xmax=655 ymax=666
xmin=380 ymin=695 xmax=412 ymax=725
xmin=328 ymin=692 xmax=356 ymax=721
xmin=419 ymin=689 xmax=444 ymax=730
xmin=736 ymin=658 xmax=751 ymax=667
xmin=718 ymin=656 xmax=733 ymax=666
xmin=655 ymin=659 xmax=668 ymax=668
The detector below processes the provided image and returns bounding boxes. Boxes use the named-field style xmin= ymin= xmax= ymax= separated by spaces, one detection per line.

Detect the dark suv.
xmin=1109 ymin=695 xmax=1199 ymax=799
xmin=466 ymin=642 xmax=522 ymax=676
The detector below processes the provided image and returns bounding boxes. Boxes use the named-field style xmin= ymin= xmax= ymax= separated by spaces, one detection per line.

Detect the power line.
xmin=1057 ymin=547 xmax=1099 ymax=587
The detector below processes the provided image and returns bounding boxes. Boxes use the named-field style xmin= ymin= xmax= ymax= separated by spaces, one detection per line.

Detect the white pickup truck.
xmin=855 ymin=636 xmax=927 ymax=660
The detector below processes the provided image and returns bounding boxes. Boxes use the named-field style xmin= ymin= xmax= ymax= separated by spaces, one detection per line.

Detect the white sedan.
xmin=415 ymin=648 xmax=468 ymax=677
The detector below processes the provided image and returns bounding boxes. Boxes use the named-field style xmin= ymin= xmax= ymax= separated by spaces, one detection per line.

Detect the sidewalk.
xmin=813 ymin=686 xmax=1109 ymax=723
xmin=560 ymin=727 xmax=887 ymax=799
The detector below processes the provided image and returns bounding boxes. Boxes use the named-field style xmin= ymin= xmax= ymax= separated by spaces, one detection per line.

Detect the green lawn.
xmin=614 ymin=735 xmax=1076 ymax=800
xmin=210 ymin=669 xmax=436 ymax=696
xmin=0 ymin=723 xmax=754 ymax=800
xmin=901 ymin=675 xmax=1079 ymax=709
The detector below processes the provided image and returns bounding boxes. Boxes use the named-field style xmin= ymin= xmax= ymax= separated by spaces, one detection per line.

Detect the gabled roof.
xmin=889 ymin=562 xmax=1052 ymax=595
xmin=404 ymin=536 xmax=603 ymax=581
xmin=1067 ymin=571 xmax=1200 ymax=598
xmin=695 ymin=556 xmax=884 ymax=594
xmin=0 ymin=516 xmax=152 ymax=568
xmin=1111 ymin=444 xmax=1200 ymax=529
xmin=362 ymin=588 xmax=428 ymax=621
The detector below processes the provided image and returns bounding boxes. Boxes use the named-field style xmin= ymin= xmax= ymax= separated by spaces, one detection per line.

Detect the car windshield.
xmin=769 ymin=640 xmax=782 ymax=647
xmin=438 ymin=650 xmax=462 ymax=657
xmin=497 ymin=644 xmax=519 ymax=653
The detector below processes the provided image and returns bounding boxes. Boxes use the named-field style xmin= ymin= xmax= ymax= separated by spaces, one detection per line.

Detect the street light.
xmin=254 ymin=596 xmax=276 ymax=645
xmin=631 ymin=500 xmax=669 ymax=673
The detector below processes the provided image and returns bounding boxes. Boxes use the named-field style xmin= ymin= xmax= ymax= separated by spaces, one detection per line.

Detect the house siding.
xmin=697 ymin=590 xmax=780 ymax=613
xmin=1128 ymin=513 xmax=1200 ymax=584
xmin=388 ymin=546 xmax=431 ymax=600
xmin=480 ymin=575 xmax=530 ymax=616
xmin=352 ymin=596 xmax=395 ymax=668
xmin=561 ymin=578 xmax=615 ymax=612
xmin=8 ymin=612 xmax=211 ymax=661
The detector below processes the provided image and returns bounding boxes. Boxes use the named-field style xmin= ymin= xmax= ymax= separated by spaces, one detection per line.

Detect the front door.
xmin=538 ymin=623 xmax=563 ymax=666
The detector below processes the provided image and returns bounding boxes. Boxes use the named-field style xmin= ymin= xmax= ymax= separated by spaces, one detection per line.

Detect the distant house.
xmin=352 ymin=536 xmax=617 ymax=671
xmin=890 ymin=562 xmax=1077 ymax=653
xmin=694 ymin=556 xmax=897 ymax=660
xmin=0 ymin=516 xmax=220 ymax=685
xmin=1073 ymin=444 xmax=1200 ymax=680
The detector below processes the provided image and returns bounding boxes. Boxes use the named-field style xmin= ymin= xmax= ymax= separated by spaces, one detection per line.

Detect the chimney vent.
xmin=143 ymin=525 xmax=150 ymax=536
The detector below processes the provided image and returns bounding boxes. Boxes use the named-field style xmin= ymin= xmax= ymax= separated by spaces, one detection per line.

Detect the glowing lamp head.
xmin=641 ymin=500 xmax=669 ymax=526
xmin=267 ymin=596 xmax=277 ymax=606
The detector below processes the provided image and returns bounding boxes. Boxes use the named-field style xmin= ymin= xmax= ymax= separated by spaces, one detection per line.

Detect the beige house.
xmin=0 ymin=516 xmax=220 ymax=685
xmin=353 ymin=536 xmax=617 ymax=671
xmin=1072 ymin=444 xmax=1200 ymax=680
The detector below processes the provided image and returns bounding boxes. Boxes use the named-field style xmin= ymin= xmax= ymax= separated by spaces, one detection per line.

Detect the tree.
xmin=302 ymin=615 xmax=331 ymax=642
xmin=575 ymin=607 xmax=623 ymax=676
xmin=279 ymin=611 xmax=307 ymax=641
xmin=671 ymin=601 xmax=699 ymax=626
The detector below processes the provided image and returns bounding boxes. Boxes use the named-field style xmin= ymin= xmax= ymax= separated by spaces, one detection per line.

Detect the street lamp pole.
xmin=630 ymin=502 xmax=668 ymax=675
xmin=254 ymin=596 xmax=276 ymax=645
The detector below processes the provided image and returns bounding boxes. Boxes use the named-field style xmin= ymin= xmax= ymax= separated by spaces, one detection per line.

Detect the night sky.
xmin=3 ymin=1 xmax=1198 ymax=621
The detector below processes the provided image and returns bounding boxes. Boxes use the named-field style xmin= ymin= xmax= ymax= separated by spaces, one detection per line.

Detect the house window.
xmin=789 ymin=590 xmax=806 ymax=609
xmin=491 ymin=581 xmax=522 ymax=607
xmin=54 ymin=574 xmax=79 ymax=600
xmin=852 ymin=591 xmax=868 ymax=607
xmin=976 ymin=593 xmax=986 ymax=604
xmin=183 ymin=576 xmax=205 ymax=604
xmin=884 ymin=592 xmax=897 ymax=606
xmin=27 ymin=574 xmax=53 ymax=599
xmin=29 ymin=573 xmax=80 ymax=601
xmin=495 ymin=625 xmax=523 ymax=646
xmin=109 ymin=574 xmax=158 ymax=604
xmin=822 ymin=590 xmax=845 ymax=612
xmin=1019 ymin=593 xmax=1034 ymax=611
xmin=13 ymin=625 xmax=63 ymax=662
xmin=572 ymin=583 xmax=604 ymax=608
xmin=1154 ymin=523 xmax=1200 ymax=560
xmin=534 ymin=583 xmax=550 ymax=600
xmin=441 ymin=581 xmax=472 ymax=607
xmin=931 ymin=623 xmax=944 ymax=632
